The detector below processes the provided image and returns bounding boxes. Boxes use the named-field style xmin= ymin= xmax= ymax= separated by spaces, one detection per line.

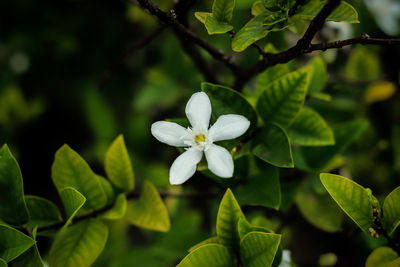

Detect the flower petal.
xmin=208 ymin=114 xmax=250 ymax=142
xmin=169 ymin=149 xmax=203 ymax=185
xmin=205 ymin=144 xmax=234 ymax=178
xmin=151 ymin=121 xmax=188 ymax=147
xmin=185 ymin=92 xmax=212 ymax=130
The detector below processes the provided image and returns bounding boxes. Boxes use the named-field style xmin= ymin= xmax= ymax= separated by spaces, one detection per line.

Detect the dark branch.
xmin=372 ymin=204 xmax=400 ymax=255
xmin=288 ymin=0 xmax=307 ymax=17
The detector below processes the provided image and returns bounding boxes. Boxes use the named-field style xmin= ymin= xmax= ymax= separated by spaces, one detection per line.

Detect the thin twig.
xmin=372 ymin=204 xmax=400 ymax=255
xmin=288 ymin=0 xmax=307 ymax=16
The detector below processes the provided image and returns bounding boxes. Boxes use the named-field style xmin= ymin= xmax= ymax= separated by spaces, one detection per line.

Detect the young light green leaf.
xmin=240 ymin=232 xmax=281 ymax=267
xmin=48 ymin=219 xmax=108 ymax=267
xmin=307 ymin=56 xmax=327 ymax=93
xmin=60 ymin=187 xmax=86 ymax=228
xmin=0 ymin=224 xmax=35 ymax=262
xmin=105 ymin=135 xmax=134 ymax=192
xmin=177 ymin=244 xmax=234 ymax=267
xmin=295 ymin=0 xmax=359 ymax=23
xmin=252 ymin=123 xmax=293 ymax=168
xmin=194 ymin=12 xmax=212 ymax=24
xmin=126 ymin=181 xmax=170 ymax=232
xmin=212 ymin=0 xmax=235 ymax=22
xmin=216 ymin=188 xmax=245 ymax=252
xmin=188 ymin=236 xmax=219 ymax=253
xmin=383 ymin=186 xmax=400 ymax=234
xmin=96 ymin=175 xmax=115 ymax=204
xmin=320 ymin=173 xmax=374 ymax=234
xmin=101 ymin=193 xmax=127 ymax=220
xmin=237 ymin=218 xmax=271 ymax=241
xmin=345 ymin=47 xmax=381 ymax=81
xmin=24 ymin=196 xmax=62 ymax=228
xmin=0 ymin=144 xmax=29 ymax=225
xmin=287 ymin=106 xmax=335 ymax=146
xmin=251 ymin=1 xmax=268 ymax=16
xmin=52 ymin=144 xmax=107 ymax=209
xmin=232 ymin=13 xmax=289 ymax=52
xmin=366 ymin=247 xmax=399 ymax=267
xmin=256 ymin=69 xmax=309 ymax=128
xmin=205 ymin=16 xmax=234 ymax=34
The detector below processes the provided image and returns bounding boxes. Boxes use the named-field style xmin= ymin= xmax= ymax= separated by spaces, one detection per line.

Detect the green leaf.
xmin=232 ymin=12 xmax=290 ymax=52
xmin=177 ymin=244 xmax=234 ymax=267
xmin=11 ymin=244 xmax=44 ymax=267
xmin=383 ymin=186 xmax=400 ymax=234
xmin=252 ymin=123 xmax=293 ymax=168
xmin=0 ymin=144 xmax=29 ymax=225
xmin=0 ymin=224 xmax=35 ymax=262
xmin=237 ymin=218 xmax=271 ymax=240
xmin=256 ymin=69 xmax=309 ymax=128
xmin=216 ymin=188 xmax=245 ymax=252
xmin=389 ymin=258 xmax=400 ymax=267
xmin=105 ymin=135 xmax=134 ymax=192
xmin=189 ymin=236 xmax=220 ymax=253
xmin=126 ymin=181 xmax=170 ymax=232
xmin=60 ymin=187 xmax=86 ymax=228
xmin=320 ymin=173 xmax=374 ymax=234
xmin=251 ymin=1 xmax=268 ymax=16
xmin=345 ymin=47 xmax=381 ymax=81
xmin=205 ymin=16 xmax=234 ymax=34
xmin=202 ymin=82 xmax=258 ymax=128
xmin=0 ymin=259 xmax=6 ymax=267
xmin=235 ymin=160 xmax=281 ymax=209
xmin=52 ymin=144 xmax=107 ymax=209
xmin=24 ymin=196 xmax=62 ymax=228
xmin=295 ymin=0 xmax=359 ymax=23
xmin=366 ymin=247 xmax=399 ymax=267
xmin=307 ymin=56 xmax=327 ymax=93
xmin=212 ymin=0 xmax=235 ymax=22
xmin=194 ymin=12 xmax=212 ymax=24
xmin=101 ymin=193 xmax=127 ymax=220
xmin=287 ymin=106 xmax=334 ymax=146
xmin=240 ymin=232 xmax=281 ymax=267
xmin=96 ymin=175 xmax=115 ymax=204
xmin=48 ymin=219 xmax=108 ymax=267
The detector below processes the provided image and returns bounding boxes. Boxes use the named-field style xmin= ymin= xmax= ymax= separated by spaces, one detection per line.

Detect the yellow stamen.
xmin=195 ymin=134 xmax=206 ymax=143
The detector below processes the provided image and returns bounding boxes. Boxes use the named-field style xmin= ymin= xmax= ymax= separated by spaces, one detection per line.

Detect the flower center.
xmin=195 ymin=134 xmax=206 ymax=143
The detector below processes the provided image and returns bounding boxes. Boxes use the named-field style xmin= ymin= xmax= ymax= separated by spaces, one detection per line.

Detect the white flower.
xmin=151 ymin=92 xmax=250 ymax=185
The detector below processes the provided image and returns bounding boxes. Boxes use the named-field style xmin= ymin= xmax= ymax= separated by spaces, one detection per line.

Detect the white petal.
xmin=205 ymin=144 xmax=234 ymax=178
xmin=151 ymin=121 xmax=188 ymax=147
xmin=185 ymin=92 xmax=212 ymax=130
xmin=208 ymin=114 xmax=250 ymax=142
xmin=169 ymin=149 xmax=203 ymax=185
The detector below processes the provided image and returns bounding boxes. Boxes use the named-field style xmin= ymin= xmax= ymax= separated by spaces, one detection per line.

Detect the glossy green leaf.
xmin=105 ymin=135 xmax=134 ymax=192
xmin=216 ymin=189 xmax=245 ymax=252
xmin=235 ymin=161 xmax=281 ymax=209
xmin=202 ymin=82 xmax=258 ymax=128
xmin=101 ymin=194 xmax=127 ymax=220
xmin=383 ymin=186 xmax=400 ymax=234
xmin=256 ymin=69 xmax=309 ymax=128
xmin=0 ymin=144 xmax=29 ymax=225
xmin=11 ymin=244 xmax=44 ymax=267
xmin=24 ymin=196 xmax=62 ymax=228
xmin=48 ymin=219 xmax=108 ymax=267
xmin=52 ymin=144 xmax=107 ymax=209
xmin=240 ymin=232 xmax=281 ymax=267
xmin=177 ymin=244 xmax=234 ymax=267
xmin=0 ymin=224 xmax=35 ymax=262
xmin=345 ymin=47 xmax=381 ymax=81
xmin=232 ymin=12 xmax=289 ymax=52
xmin=188 ymin=236 xmax=219 ymax=253
xmin=126 ymin=181 xmax=170 ymax=232
xmin=295 ymin=0 xmax=359 ymax=23
xmin=205 ymin=16 xmax=234 ymax=34
xmin=194 ymin=12 xmax=212 ymax=24
xmin=251 ymin=1 xmax=268 ymax=16
xmin=0 ymin=259 xmax=6 ymax=267
xmin=308 ymin=56 xmax=327 ymax=93
xmin=366 ymin=247 xmax=399 ymax=267
xmin=287 ymin=106 xmax=334 ymax=146
xmin=252 ymin=123 xmax=293 ymax=168
xmin=60 ymin=187 xmax=86 ymax=227
xmin=97 ymin=175 xmax=115 ymax=204
xmin=320 ymin=173 xmax=374 ymax=234
xmin=212 ymin=0 xmax=235 ymax=22
xmin=237 ymin=218 xmax=271 ymax=241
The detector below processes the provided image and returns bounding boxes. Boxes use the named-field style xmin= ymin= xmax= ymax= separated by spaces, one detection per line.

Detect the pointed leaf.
xmin=194 ymin=12 xmax=212 ymax=24
xmin=216 ymin=189 xmax=245 ymax=252
xmin=11 ymin=244 xmax=44 ymax=267
xmin=0 ymin=259 xmax=6 ymax=267
xmin=320 ymin=173 xmax=374 ymax=234
xmin=60 ymin=187 xmax=86 ymax=228
xmin=101 ymin=194 xmax=127 ymax=220
xmin=48 ymin=219 xmax=108 ymax=267
xmin=253 ymin=123 xmax=293 ymax=168
xmin=177 ymin=244 xmax=234 ymax=267
xmin=366 ymin=247 xmax=399 ymax=267
xmin=205 ymin=16 xmax=234 ymax=34
xmin=189 ymin=237 xmax=220 ymax=253
xmin=256 ymin=69 xmax=309 ymax=128
xmin=105 ymin=135 xmax=134 ymax=192
xmin=237 ymin=218 xmax=271 ymax=240
xmin=307 ymin=56 xmax=327 ymax=93
xmin=240 ymin=232 xmax=281 ymax=267
xmin=295 ymin=0 xmax=359 ymax=23
xmin=97 ymin=175 xmax=115 ymax=204
xmin=0 ymin=145 xmax=29 ymax=225
xmin=212 ymin=0 xmax=235 ymax=22
xmin=52 ymin=145 xmax=107 ymax=209
xmin=126 ymin=181 xmax=170 ymax=232
xmin=383 ymin=186 xmax=400 ymax=234
xmin=287 ymin=106 xmax=334 ymax=146
xmin=24 ymin=196 xmax=62 ymax=228
xmin=345 ymin=47 xmax=380 ymax=81
xmin=0 ymin=224 xmax=35 ymax=262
